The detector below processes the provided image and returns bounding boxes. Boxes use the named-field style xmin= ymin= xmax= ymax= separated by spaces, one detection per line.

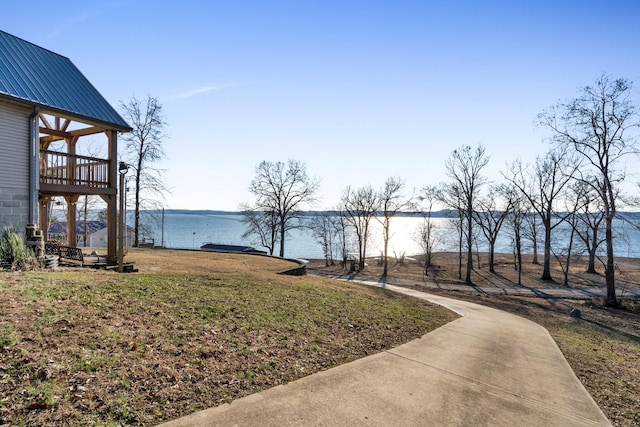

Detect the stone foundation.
xmin=0 ymin=186 xmax=29 ymax=232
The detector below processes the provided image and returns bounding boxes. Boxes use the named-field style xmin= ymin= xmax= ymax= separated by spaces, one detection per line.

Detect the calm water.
xmin=138 ymin=211 xmax=640 ymax=260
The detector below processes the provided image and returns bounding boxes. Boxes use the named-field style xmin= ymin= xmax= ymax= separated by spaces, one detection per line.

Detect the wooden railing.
xmin=40 ymin=150 xmax=110 ymax=189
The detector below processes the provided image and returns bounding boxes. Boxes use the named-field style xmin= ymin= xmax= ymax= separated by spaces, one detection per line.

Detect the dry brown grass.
xmin=0 ymin=248 xmax=456 ymax=426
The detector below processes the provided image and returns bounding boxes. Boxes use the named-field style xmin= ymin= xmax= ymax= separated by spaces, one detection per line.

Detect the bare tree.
xmin=341 ymin=185 xmax=379 ymax=270
xmin=522 ymin=209 xmax=540 ymax=264
xmin=377 ymin=177 xmax=410 ymax=277
xmin=442 ymin=144 xmax=490 ymax=284
xmin=248 ymin=160 xmax=320 ymax=258
xmin=416 ymin=186 xmax=440 ymax=275
xmin=240 ymin=203 xmax=278 ymax=255
xmin=552 ymin=184 xmax=585 ymax=286
xmin=120 ymin=95 xmax=168 ymax=247
xmin=310 ymin=211 xmax=339 ymax=266
xmin=333 ymin=207 xmax=352 ymax=268
xmin=569 ymin=178 xmax=605 ymax=274
xmin=474 ymin=185 xmax=513 ymax=273
xmin=539 ymin=74 xmax=639 ymax=306
xmin=437 ymin=183 xmax=465 ymax=279
xmin=503 ymin=184 xmax=526 ymax=285
xmin=503 ymin=150 xmax=576 ymax=281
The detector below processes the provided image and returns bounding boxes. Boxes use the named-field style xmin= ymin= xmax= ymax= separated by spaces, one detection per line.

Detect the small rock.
xmin=569 ymin=308 xmax=582 ymax=318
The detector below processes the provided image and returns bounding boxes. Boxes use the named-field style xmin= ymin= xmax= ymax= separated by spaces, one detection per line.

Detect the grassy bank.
xmin=0 ymin=249 xmax=457 ymax=425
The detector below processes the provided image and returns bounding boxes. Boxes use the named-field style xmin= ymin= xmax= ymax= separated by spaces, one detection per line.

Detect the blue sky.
xmin=4 ymin=1 xmax=640 ymax=210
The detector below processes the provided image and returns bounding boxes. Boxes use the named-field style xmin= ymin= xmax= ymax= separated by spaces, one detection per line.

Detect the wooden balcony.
xmin=39 ymin=150 xmax=115 ymax=196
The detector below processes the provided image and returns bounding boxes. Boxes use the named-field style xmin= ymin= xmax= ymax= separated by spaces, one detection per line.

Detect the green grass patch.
xmin=0 ymin=323 xmax=18 ymax=348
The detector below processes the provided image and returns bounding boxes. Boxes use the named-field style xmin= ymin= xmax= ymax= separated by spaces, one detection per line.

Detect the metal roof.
xmin=0 ymin=30 xmax=131 ymax=131
xmin=49 ymin=220 xmax=106 ymax=235
xmin=49 ymin=220 xmax=134 ymax=235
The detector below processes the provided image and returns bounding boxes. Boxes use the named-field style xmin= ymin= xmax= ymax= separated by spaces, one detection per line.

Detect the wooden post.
xmin=67 ymin=136 xmax=78 ymax=186
xmin=106 ymin=130 xmax=118 ymax=263
xmin=39 ymin=196 xmax=50 ymax=241
xmin=65 ymin=195 xmax=79 ymax=247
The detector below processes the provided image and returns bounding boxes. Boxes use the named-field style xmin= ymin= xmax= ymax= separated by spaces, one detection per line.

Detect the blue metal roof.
xmin=0 ymin=30 xmax=131 ymax=131
xmin=49 ymin=220 xmax=106 ymax=235
xmin=49 ymin=220 xmax=134 ymax=235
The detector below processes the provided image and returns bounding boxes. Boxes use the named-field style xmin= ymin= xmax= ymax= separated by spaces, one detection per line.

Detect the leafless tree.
xmin=438 ymin=182 xmax=465 ymax=280
xmin=539 ymin=74 xmax=640 ymax=306
xmin=552 ymin=184 xmax=585 ymax=286
xmin=240 ymin=203 xmax=278 ymax=255
xmin=567 ymin=178 xmax=605 ymax=274
xmin=522 ymin=209 xmax=540 ymax=264
xmin=310 ymin=211 xmax=341 ymax=266
xmin=341 ymin=185 xmax=379 ymax=270
xmin=333 ymin=207 xmax=352 ymax=267
xmin=503 ymin=184 xmax=527 ymax=285
xmin=442 ymin=144 xmax=489 ymax=284
xmin=415 ymin=186 xmax=440 ymax=275
xmin=120 ymin=95 xmax=168 ymax=247
xmin=503 ymin=150 xmax=576 ymax=281
xmin=474 ymin=185 xmax=513 ymax=273
xmin=248 ymin=160 xmax=320 ymax=257
xmin=377 ymin=177 xmax=410 ymax=277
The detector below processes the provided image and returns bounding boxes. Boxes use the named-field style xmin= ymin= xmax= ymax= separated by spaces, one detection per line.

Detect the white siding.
xmin=0 ymin=100 xmax=31 ymax=230
xmin=0 ymin=100 xmax=30 ymax=188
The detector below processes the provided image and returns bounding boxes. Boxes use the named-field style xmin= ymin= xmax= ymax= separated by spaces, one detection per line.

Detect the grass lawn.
xmin=0 ymin=249 xmax=457 ymax=426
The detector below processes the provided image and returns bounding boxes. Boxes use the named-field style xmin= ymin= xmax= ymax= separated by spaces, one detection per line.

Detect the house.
xmin=0 ymin=30 xmax=131 ymax=263
xmin=48 ymin=221 xmax=134 ymax=248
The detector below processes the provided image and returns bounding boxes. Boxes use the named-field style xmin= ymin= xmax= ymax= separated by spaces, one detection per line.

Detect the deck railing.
xmin=40 ymin=150 xmax=110 ymax=189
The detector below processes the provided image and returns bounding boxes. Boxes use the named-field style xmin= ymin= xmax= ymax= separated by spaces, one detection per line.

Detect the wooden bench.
xmin=58 ymin=246 xmax=84 ymax=265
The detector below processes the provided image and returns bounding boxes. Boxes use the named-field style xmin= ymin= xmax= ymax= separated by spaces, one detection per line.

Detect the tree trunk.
xmin=359 ymin=225 xmax=368 ymax=270
xmin=424 ymin=251 xmax=429 ymax=275
xmin=514 ymin=229 xmax=522 ymax=285
xmin=541 ymin=217 xmax=552 ymax=281
xmin=279 ymin=221 xmax=285 ymax=257
xmin=382 ymin=220 xmax=389 ymax=277
xmin=134 ymin=171 xmax=141 ymax=247
xmin=457 ymin=220 xmax=463 ymax=280
xmin=489 ymin=240 xmax=495 ymax=273
xmin=604 ymin=216 xmax=618 ymax=307
xmin=586 ymin=249 xmax=597 ymax=273
xmin=563 ymin=224 xmax=576 ymax=287
xmin=586 ymin=230 xmax=597 ymax=273
xmin=465 ymin=210 xmax=473 ymax=284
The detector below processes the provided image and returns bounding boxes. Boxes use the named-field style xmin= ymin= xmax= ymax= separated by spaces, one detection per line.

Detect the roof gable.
xmin=0 ymin=30 xmax=131 ymax=131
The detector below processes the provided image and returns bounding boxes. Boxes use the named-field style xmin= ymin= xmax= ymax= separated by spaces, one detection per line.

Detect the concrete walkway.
xmin=159 ymin=283 xmax=611 ymax=427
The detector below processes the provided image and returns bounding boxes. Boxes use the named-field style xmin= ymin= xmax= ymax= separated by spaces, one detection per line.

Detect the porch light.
xmin=119 ymin=161 xmax=129 ymax=175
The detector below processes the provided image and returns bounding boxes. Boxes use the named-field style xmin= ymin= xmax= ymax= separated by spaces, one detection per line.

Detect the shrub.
xmin=0 ymin=226 xmax=36 ymax=271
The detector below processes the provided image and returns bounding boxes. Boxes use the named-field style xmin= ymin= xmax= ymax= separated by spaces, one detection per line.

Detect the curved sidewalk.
xmin=159 ymin=284 xmax=611 ymax=427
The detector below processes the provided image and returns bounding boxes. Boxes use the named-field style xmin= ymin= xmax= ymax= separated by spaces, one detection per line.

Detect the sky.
xmin=4 ymin=0 xmax=640 ymax=210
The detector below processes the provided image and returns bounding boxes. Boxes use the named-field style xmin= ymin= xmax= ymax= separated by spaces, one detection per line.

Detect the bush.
xmin=0 ymin=226 xmax=36 ymax=271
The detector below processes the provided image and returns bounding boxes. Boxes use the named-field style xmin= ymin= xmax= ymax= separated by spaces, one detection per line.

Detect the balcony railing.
xmin=40 ymin=150 xmax=111 ymax=189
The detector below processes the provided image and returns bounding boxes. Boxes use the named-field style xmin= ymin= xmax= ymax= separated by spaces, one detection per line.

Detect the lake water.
xmin=137 ymin=211 xmax=640 ymax=260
